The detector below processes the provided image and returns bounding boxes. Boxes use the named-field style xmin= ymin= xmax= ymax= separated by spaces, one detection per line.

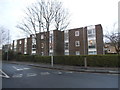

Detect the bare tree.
xmin=104 ymin=23 xmax=120 ymax=54
xmin=0 ymin=26 xmax=10 ymax=46
xmin=16 ymin=0 xmax=70 ymax=55
xmin=54 ymin=1 xmax=70 ymax=30
xmin=105 ymin=33 xmax=120 ymax=54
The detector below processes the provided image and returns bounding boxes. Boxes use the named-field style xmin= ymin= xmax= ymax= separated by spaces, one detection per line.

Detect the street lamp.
xmin=50 ymin=34 xmax=53 ymax=67
xmin=83 ymin=27 xmax=87 ymax=68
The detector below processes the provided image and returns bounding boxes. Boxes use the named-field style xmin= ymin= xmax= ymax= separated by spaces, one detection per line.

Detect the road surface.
xmin=2 ymin=62 xmax=118 ymax=88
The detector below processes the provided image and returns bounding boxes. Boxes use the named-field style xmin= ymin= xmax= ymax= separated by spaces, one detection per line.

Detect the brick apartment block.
xmin=67 ymin=24 xmax=103 ymax=55
xmin=11 ymin=24 xmax=103 ymax=56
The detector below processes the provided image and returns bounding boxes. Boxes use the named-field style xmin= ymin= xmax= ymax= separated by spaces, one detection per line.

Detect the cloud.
xmin=0 ymin=0 xmax=119 ymax=40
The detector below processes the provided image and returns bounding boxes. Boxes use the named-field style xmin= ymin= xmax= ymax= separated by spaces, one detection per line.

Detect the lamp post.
xmin=7 ymin=30 xmax=10 ymax=61
xmin=83 ymin=27 xmax=87 ymax=68
xmin=7 ymin=46 xmax=9 ymax=61
xmin=50 ymin=33 xmax=53 ymax=67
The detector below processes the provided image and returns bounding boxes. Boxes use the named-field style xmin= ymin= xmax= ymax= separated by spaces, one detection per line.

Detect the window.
xmin=32 ymin=48 xmax=36 ymax=51
xmin=87 ymin=29 xmax=95 ymax=37
xmin=89 ymin=46 xmax=95 ymax=48
xmin=88 ymin=30 xmax=92 ymax=35
xmin=41 ymin=43 xmax=44 ymax=48
xmin=88 ymin=29 xmax=95 ymax=34
xmin=49 ymin=43 xmax=53 ymax=49
xmin=75 ymin=31 xmax=79 ymax=36
xmin=64 ymin=31 xmax=69 ymax=42
xmin=76 ymin=51 xmax=80 ymax=55
xmin=32 ymin=45 xmax=36 ymax=48
xmin=65 ymin=52 xmax=69 ymax=55
xmin=24 ymin=52 xmax=27 ymax=54
xmin=75 ymin=41 xmax=80 ymax=47
xmin=14 ymin=40 xmax=17 ymax=46
xmin=41 ymin=34 xmax=44 ymax=39
xmin=88 ymin=40 xmax=96 ymax=49
xmin=49 ymin=34 xmax=53 ymax=43
xmin=88 ymin=51 xmax=97 ymax=55
xmin=41 ymin=52 xmax=44 ymax=56
xmin=65 ymin=43 xmax=69 ymax=49
xmin=19 ymin=40 xmax=22 ymax=44
xmin=32 ymin=38 xmax=36 ymax=44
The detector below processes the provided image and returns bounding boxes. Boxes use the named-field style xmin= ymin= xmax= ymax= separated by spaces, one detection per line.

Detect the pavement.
xmin=3 ymin=60 xmax=119 ymax=74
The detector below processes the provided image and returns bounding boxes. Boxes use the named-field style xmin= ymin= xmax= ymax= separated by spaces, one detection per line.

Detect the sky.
xmin=0 ymin=0 xmax=119 ymax=42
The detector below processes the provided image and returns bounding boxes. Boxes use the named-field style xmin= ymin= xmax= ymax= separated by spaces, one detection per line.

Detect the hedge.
xmin=13 ymin=54 xmax=119 ymax=67
xmin=86 ymin=55 xmax=119 ymax=67
xmin=16 ymin=55 xmax=51 ymax=63
xmin=53 ymin=55 xmax=84 ymax=66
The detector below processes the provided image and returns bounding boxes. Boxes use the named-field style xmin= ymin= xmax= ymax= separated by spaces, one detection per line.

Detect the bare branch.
xmin=104 ymin=22 xmax=120 ymax=54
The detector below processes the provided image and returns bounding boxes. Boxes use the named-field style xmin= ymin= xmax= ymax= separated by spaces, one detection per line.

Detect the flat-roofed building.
xmin=65 ymin=24 xmax=103 ymax=55
xmin=10 ymin=24 xmax=103 ymax=56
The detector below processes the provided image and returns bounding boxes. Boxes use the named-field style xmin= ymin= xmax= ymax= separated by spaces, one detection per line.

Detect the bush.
xmin=13 ymin=54 xmax=119 ymax=67
xmin=2 ymin=50 xmax=15 ymax=60
xmin=54 ymin=55 xmax=84 ymax=66
xmin=87 ymin=55 xmax=119 ymax=67
xmin=34 ymin=55 xmax=51 ymax=63
xmin=15 ymin=55 xmax=51 ymax=63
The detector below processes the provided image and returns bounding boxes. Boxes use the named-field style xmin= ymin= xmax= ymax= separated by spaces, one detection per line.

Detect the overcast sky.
xmin=0 ymin=0 xmax=119 ymax=41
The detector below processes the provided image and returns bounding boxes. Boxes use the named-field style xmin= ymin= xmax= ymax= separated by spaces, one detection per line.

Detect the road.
xmin=2 ymin=62 xmax=118 ymax=88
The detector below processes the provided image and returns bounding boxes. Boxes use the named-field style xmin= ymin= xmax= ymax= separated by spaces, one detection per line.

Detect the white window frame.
xmin=41 ymin=52 xmax=44 ymax=56
xmin=88 ymin=51 xmax=97 ymax=55
xmin=41 ymin=34 xmax=44 ymax=39
xmin=19 ymin=40 xmax=22 ymax=44
xmin=64 ymin=30 xmax=69 ymax=42
xmin=64 ymin=43 xmax=69 ymax=50
xmin=76 ymin=51 xmax=80 ymax=55
xmin=75 ymin=31 xmax=79 ymax=36
xmin=65 ymin=52 xmax=69 ymax=55
xmin=41 ymin=43 xmax=44 ymax=48
xmin=75 ymin=41 xmax=80 ymax=47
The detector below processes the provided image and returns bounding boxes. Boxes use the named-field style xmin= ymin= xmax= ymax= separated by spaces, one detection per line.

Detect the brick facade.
xmin=17 ymin=39 xmax=25 ymax=54
xmin=95 ymin=24 xmax=104 ymax=54
xmin=69 ymin=27 xmax=88 ymax=55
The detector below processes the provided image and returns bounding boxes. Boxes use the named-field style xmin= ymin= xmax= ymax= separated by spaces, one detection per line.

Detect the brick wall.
xmin=17 ymin=39 xmax=25 ymax=54
xmin=95 ymin=24 xmax=104 ymax=54
xmin=53 ymin=30 xmax=64 ymax=56
xmin=69 ymin=27 xmax=88 ymax=55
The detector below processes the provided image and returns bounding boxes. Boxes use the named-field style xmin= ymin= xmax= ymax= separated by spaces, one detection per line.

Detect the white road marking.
xmin=107 ymin=74 xmax=118 ymax=76
xmin=27 ymin=73 xmax=37 ymax=77
xmin=12 ymin=66 xmax=30 ymax=71
xmin=40 ymin=72 xmax=50 ymax=75
xmin=23 ymin=68 xmax=30 ymax=70
xmin=57 ymin=71 xmax=62 ymax=75
xmin=12 ymin=74 xmax=23 ymax=78
xmin=53 ymin=71 xmax=62 ymax=75
xmin=0 ymin=69 xmax=10 ymax=78
xmin=109 ymin=71 xmax=118 ymax=73
xmin=65 ymin=71 xmax=73 ymax=74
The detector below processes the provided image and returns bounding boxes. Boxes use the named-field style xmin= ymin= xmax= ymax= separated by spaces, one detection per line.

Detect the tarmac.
xmin=3 ymin=60 xmax=119 ymax=74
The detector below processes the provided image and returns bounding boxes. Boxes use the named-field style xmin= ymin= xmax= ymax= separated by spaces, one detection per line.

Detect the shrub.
xmin=87 ymin=55 xmax=119 ymax=67
xmin=13 ymin=54 xmax=119 ymax=67
xmin=34 ymin=55 xmax=51 ymax=63
xmin=54 ymin=55 xmax=84 ymax=66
